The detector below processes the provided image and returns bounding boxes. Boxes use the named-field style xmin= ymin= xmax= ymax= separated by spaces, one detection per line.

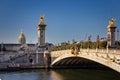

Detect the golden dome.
xmin=18 ymin=31 xmax=26 ymax=44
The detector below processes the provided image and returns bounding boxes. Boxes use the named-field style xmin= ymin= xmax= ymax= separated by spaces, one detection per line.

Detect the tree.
xmin=82 ymin=41 xmax=88 ymax=49
xmin=99 ymin=41 xmax=107 ymax=49
xmin=91 ymin=42 xmax=96 ymax=49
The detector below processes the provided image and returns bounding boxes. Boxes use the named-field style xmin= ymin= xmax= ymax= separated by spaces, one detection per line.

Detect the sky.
xmin=0 ymin=0 xmax=120 ymax=44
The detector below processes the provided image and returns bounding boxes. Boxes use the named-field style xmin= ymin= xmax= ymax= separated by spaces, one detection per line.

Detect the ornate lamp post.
xmin=96 ymin=35 xmax=99 ymax=52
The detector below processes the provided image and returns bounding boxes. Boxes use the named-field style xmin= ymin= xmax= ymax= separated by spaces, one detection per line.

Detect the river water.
xmin=0 ymin=69 xmax=120 ymax=80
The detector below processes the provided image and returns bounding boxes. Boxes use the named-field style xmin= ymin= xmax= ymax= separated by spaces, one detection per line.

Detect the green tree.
xmin=99 ymin=41 xmax=107 ymax=49
xmin=82 ymin=41 xmax=88 ymax=49
xmin=91 ymin=42 xmax=96 ymax=49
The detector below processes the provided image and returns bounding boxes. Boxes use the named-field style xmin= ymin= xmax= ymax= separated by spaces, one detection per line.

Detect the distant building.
xmin=0 ymin=30 xmax=35 ymax=52
xmin=18 ymin=31 xmax=26 ymax=44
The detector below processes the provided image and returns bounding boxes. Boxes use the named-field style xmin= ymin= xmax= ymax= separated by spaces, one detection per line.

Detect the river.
xmin=0 ymin=69 xmax=120 ymax=80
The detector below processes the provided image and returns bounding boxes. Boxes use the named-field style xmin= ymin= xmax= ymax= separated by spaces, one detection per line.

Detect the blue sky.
xmin=0 ymin=0 xmax=120 ymax=44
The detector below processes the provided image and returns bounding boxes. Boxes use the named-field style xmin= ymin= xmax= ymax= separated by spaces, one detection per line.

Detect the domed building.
xmin=18 ymin=31 xmax=26 ymax=44
xmin=0 ymin=31 xmax=35 ymax=52
xmin=0 ymin=16 xmax=53 ymax=65
xmin=0 ymin=16 xmax=53 ymax=53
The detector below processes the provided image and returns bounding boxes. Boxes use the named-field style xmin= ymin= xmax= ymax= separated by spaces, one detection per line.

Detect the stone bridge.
xmin=50 ymin=49 xmax=120 ymax=73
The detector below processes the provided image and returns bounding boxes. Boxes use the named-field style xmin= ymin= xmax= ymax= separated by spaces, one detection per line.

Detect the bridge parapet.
xmin=51 ymin=49 xmax=120 ymax=60
xmin=80 ymin=49 xmax=120 ymax=59
xmin=51 ymin=50 xmax=71 ymax=57
xmin=51 ymin=49 xmax=120 ymax=65
xmin=81 ymin=49 xmax=120 ymax=54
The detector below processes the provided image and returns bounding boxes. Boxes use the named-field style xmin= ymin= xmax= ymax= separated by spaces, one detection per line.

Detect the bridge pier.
xmin=44 ymin=51 xmax=51 ymax=68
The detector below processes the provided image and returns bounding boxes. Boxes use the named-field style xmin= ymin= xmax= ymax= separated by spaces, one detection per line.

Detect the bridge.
xmin=0 ymin=49 xmax=120 ymax=73
xmin=50 ymin=49 xmax=120 ymax=73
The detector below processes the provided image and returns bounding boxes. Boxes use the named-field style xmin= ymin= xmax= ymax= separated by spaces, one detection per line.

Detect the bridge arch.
xmin=51 ymin=54 xmax=105 ymax=67
xmin=51 ymin=53 xmax=120 ymax=73
xmin=51 ymin=54 xmax=75 ymax=66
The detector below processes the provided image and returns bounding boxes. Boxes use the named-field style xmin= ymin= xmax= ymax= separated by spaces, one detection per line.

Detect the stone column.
xmin=107 ymin=18 xmax=116 ymax=48
xmin=44 ymin=51 xmax=51 ymax=68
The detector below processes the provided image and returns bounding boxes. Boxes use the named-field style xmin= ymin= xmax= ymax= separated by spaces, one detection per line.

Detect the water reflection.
xmin=51 ymin=70 xmax=63 ymax=80
xmin=37 ymin=69 xmax=52 ymax=80
xmin=0 ymin=69 xmax=120 ymax=80
xmin=51 ymin=69 xmax=120 ymax=80
xmin=36 ymin=69 xmax=63 ymax=80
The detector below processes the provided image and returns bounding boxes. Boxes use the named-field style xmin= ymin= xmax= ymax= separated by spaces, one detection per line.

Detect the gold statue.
xmin=109 ymin=18 xmax=115 ymax=26
xmin=40 ymin=16 xmax=44 ymax=24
